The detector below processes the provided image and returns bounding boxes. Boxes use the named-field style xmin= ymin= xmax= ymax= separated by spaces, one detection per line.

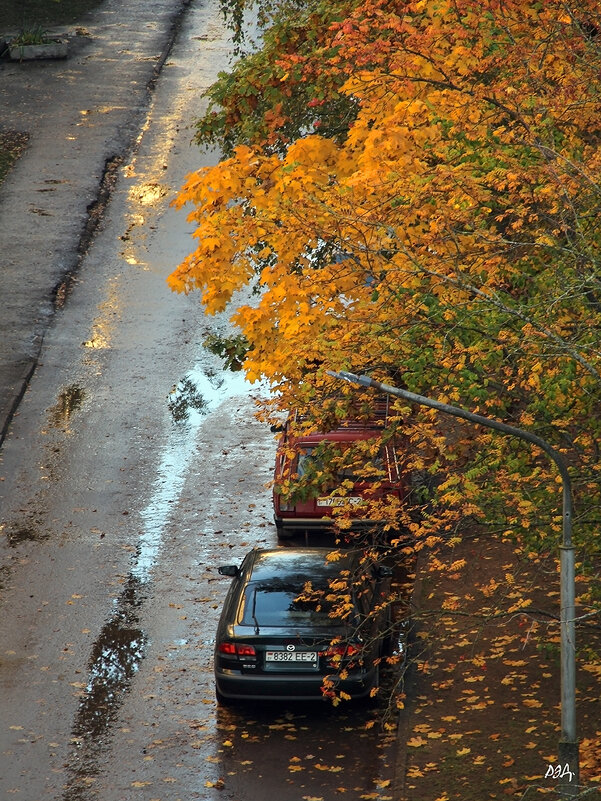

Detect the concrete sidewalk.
xmin=0 ymin=0 xmax=192 ymax=446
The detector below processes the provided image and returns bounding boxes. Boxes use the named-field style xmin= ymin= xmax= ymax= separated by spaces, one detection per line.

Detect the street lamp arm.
xmin=327 ymin=368 xmax=578 ymax=792
xmin=330 ymin=371 xmax=572 ymax=540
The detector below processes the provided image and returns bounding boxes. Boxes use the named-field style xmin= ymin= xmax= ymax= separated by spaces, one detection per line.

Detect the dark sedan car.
xmin=214 ymin=547 xmax=392 ymax=704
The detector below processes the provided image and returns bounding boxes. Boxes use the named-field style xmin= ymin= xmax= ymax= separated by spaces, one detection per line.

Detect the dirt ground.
xmin=400 ymin=535 xmax=601 ymax=801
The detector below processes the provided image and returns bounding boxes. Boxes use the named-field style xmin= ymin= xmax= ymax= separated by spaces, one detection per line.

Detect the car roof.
xmin=289 ymin=429 xmax=380 ymax=444
xmin=282 ymin=404 xmax=393 ymax=444
xmin=245 ymin=548 xmax=361 ymax=583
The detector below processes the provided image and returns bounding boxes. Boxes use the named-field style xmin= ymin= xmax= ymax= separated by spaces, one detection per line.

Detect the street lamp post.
xmin=327 ymin=370 xmax=579 ymax=796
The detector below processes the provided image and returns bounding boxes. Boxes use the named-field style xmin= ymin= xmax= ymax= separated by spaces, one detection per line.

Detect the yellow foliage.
xmin=171 ymin=0 xmax=601 ymax=571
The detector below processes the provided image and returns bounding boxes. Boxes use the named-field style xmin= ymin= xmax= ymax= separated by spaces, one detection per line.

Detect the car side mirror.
xmin=376 ymin=565 xmax=393 ymax=579
xmin=218 ymin=565 xmax=240 ymax=577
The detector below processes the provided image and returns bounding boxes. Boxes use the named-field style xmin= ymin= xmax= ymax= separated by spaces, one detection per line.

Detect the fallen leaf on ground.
xmin=407 ymin=736 xmax=428 ymax=747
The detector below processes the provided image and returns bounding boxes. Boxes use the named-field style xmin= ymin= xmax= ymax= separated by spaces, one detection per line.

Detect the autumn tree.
xmin=171 ymin=0 xmax=601 ymax=782
xmin=173 ymin=0 xmax=601 ymax=549
xmin=167 ymin=13 xmax=601 ymax=798
xmin=197 ymin=0 xmax=360 ymax=155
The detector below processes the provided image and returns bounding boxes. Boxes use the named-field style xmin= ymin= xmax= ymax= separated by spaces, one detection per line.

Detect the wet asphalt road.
xmin=0 ymin=1 xmax=401 ymax=799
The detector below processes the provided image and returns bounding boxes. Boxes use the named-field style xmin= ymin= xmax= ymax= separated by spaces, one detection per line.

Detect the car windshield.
xmin=241 ymin=580 xmax=349 ymax=628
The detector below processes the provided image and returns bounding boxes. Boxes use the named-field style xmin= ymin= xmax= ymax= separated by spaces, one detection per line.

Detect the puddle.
xmin=129 ymin=181 xmax=168 ymax=205
xmin=61 ymin=363 xmax=250 ymax=795
xmin=167 ymin=374 xmax=208 ymax=422
xmin=132 ymin=365 xmax=248 ymax=583
xmin=167 ymin=366 xmax=248 ymax=425
xmin=63 ymin=576 xmax=147 ymax=800
xmin=48 ymin=384 xmax=86 ymax=428
xmin=2 ymin=522 xmax=50 ymax=546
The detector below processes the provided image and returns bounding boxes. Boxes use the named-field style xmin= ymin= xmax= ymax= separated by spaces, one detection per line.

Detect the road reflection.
xmin=63 ymin=577 xmax=148 ymax=801
xmin=204 ymin=701 xmax=398 ymax=800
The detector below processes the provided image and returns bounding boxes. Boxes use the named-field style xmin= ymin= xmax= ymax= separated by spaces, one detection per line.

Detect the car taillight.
xmin=218 ymin=642 xmax=256 ymax=658
xmin=322 ymin=643 xmax=361 ymax=667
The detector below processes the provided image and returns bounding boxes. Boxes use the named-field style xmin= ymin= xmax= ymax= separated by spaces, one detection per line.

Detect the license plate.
xmin=266 ymin=651 xmax=318 ymax=662
xmin=317 ymin=496 xmax=364 ymax=507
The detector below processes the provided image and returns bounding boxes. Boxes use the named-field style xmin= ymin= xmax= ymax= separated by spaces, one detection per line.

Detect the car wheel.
xmin=215 ymin=686 xmax=233 ymax=707
xmin=275 ymin=522 xmax=293 ymax=540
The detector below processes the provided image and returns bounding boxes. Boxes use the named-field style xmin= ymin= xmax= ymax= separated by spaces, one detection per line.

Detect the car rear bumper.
xmin=274 ymin=516 xmax=381 ymax=531
xmin=215 ymin=667 xmax=375 ymax=702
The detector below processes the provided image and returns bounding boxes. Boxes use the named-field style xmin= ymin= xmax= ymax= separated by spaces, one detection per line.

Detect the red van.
xmin=273 ymin=405 xmax=407 ymax=540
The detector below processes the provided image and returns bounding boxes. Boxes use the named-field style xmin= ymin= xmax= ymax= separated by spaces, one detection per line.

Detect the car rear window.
xmin=296 ymin=445 xmax=389 ymax=483
xmin=241 ymin=581 xmax=347 ymax=628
